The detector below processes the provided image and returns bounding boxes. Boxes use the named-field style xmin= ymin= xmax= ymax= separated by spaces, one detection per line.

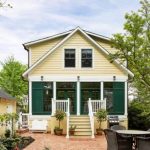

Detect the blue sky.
xmin=0 ymin=0 xmax=140 ymax=67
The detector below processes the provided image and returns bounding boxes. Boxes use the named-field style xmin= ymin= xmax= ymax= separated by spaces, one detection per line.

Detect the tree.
xmin=0 ymin=56 xmax=28 ymax=109
xmin=0 ymin=0 xmax=12 ymax=8
xmin=110 ymin=0 xmax=150 ymax=101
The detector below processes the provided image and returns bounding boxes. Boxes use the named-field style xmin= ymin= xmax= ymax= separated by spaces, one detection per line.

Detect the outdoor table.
xmin=116 ymin=130 xmax=150 ymax=150
xmin=117 ymin=130 xmax=150 ymax=136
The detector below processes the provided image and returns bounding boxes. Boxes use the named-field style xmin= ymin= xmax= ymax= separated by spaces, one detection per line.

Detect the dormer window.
xmin=81 ymin=49 xmax=92 ymax=68
xmin=65 ymin=49 xmax=75 ymax=67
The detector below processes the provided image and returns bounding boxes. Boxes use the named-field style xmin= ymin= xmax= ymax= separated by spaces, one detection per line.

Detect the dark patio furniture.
xmin=136 ymin=137 xmax=150 ymax=150
xmin=104 ymin=129 xmax=132 ymax=150
xmin=111 ymin=125 xmax=126 ymax=130
xmin=116 ymin=132 xmax=132 ymax=150
xmin=104 ymin=129 xmax=118 ymax=150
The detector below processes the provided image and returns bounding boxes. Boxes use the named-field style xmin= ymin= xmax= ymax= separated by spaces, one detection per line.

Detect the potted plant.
xmin=54 ymin=110 xmax=66 ymax=135
xmin=95 ymin=109 xmax=107 ymax=135
xmin=69 ymin=125 xmax=76 ymax=135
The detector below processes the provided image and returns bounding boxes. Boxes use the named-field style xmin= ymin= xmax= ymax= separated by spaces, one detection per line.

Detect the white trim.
xmin=23 ymin=27 xmax=134 ymax=78
xmin=77 ymin=79 xmax=80 ymax=115
xmin=63 ymin=48 xmax=77 ymax=69
xmin=24 ymin=30 xmax=72 ymax=46
xmin=124 ymin=82 xmax=128 ymax=116
xmin=85 ymin=30 xmax=110 ymax=41
xmin=78 ymin=28 xmax=134 ymax=77
xmin=53 ymin=81 xmax=56 ymax=101
xmin=29 ymin=75 xmax=128 ymax=82
xmin=29 ymin=115 xmax=51 ymax=120
xmin=29 ymin=48 xmax=32 ymax=67
xmin=23 ymin=29 xmax=110 ymax=47
xmin=23 ymin=27 xmax=80 ymax=77
xmin=80 ymin=48 xmax=94 ymax=69
xmin=101 ymin=82 xmax=104 ymax=100
xmin=29 ymin=81 xmax=32 ymax=115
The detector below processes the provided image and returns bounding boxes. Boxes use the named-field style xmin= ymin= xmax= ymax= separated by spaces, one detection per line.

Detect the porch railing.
xmin=88 ymin=98 xmax=95 ymax=138
xmin=88 ymin=98 xmax=106 ymax=138
xmin=90 ymin=99 xmax=106 ymax=113
xmin=52 ymin=98 xmax=70 ymax=138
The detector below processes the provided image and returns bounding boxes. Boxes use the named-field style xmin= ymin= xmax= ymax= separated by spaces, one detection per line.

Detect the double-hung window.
xmin=65 ymin=49 xmax=75 ymax=67
xmin=81 ymin=49 xmax=92 ymax=67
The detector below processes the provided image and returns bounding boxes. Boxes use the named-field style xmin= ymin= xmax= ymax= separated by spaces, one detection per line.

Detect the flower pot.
xmin=96 ymin=129 xmax=103 ymax=135
xmin=69 ymin=130 xmax=75 ymax=135
xmin=55 ymin=129 xmax=63 ymax=135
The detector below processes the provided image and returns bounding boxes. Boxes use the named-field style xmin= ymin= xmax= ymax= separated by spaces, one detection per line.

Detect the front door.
xmin=56 ymin=82 xmax=76 ymax=114
xmin=80 ymin=82 xmax=100 ymax=114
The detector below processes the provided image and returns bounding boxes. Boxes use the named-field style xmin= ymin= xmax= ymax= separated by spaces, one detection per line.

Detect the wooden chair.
xmin=136 ymin=137 xmax=150 ymax=150
xmin=111 ymin=125 xmax=126 ymax=130
xmin=104 ymin=129 xmax=133 ymax=150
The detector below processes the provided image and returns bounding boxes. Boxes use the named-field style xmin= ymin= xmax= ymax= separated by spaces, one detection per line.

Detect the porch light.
xmin=77 ymin=76 xmax=80 ymax=81
xmin=41 ymin=76 xmax=44 ymax=81
xmin=113 ymin=76 xmax=116 ymax=81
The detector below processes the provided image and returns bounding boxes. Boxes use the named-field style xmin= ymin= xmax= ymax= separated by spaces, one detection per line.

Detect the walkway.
xmin=23 ymin=133 xmax=107 ymax=150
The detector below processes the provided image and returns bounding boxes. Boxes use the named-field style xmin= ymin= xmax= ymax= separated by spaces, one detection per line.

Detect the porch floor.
xmin=23 ymin=132 xmax=107 ymax=150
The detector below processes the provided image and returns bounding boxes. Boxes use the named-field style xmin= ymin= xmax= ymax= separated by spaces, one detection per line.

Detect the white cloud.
xmin=0 ymin=0 xmax=140 ymax=69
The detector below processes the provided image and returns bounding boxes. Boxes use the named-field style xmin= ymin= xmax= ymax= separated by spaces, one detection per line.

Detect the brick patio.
xmin=23 ymin=133 xmax=107 ymax=150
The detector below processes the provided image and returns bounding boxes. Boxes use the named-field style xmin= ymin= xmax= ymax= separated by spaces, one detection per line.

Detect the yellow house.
xmin=23 ymin=27 xmax=133 ymax=138
xmin=0 ymin=89 xmax=16 ymax=134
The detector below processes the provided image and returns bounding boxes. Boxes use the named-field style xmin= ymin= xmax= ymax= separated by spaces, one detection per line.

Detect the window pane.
xmin=81 ymin=49 xmax=92 ymax=67
xmin=82 ymin=59 xmax=92 ymax=67
xmin=104 ymin=82 xmax=113 ymax=113
xmin=43 ymin=82 xmax=53 ymax=112
xmin=65 ymin=49 xmax=75 ymax=67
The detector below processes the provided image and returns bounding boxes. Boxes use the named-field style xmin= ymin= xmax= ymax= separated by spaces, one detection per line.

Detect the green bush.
xmin=4 ymin=129 xmax=11 ymax=138
xmin=95 ymin=109 xmax=107 ymax=129
xmin=54 ymin=110 xmax=66 ymax=129
xmin=128 ymin=100 xmax=150 ymax=130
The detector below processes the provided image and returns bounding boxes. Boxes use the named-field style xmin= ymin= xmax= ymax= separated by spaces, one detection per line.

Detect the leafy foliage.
xmin=0 ymin=0 xmax=12 ymax=8
xmin=0 ymin=113 xmax=19 ymax=136
xmin=128 ymin=100 xmax=150 ymax=130
xmin=110 ymin=0 xmax=150 ymax=100
xmin=0 ymin=56 xmax=28 ymax=109
xmin=95 ymin=109 xmax=107 ymax=129
xmin=54 ymin=110 xmax=66 ymax=129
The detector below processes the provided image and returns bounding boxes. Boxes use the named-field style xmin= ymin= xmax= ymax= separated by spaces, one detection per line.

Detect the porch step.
xmin=69 ymin=115 xmax=92 ymax=137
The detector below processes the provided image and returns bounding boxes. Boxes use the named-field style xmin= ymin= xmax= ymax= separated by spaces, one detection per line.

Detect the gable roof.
xmin=0 ymin=89 xmax=16 ymax=100
xmin=23 ymin=27 xmax=134 ymax=78
xmin=23 ymin=28 xmax=110 ymax=50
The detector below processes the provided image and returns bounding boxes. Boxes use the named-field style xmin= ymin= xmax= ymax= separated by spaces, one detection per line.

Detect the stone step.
xmin=69 ymin=122 xmax=90 ymax=126
xmin=69 ymin=135 xmax=92 ymax=139
xmin=70 ymin=120 xmax=90 ymax=124
xmin=74 ymin=131 xmax=92 ymax=136
xmin=74 ymin=128 xmax=91 ymax=132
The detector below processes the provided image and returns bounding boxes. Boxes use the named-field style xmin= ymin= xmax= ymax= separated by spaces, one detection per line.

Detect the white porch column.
xmin=124 ymin=81 xmax=128 ymax=116
xmin=53 ymin=81 xmax=56 ymax=100
xmin=29 ymin=81 xmax=32 ymax=115
xmin=101 ymin=82 xmax=104 ymax=100
xmin=77 ymin=80 xmax=80 ymax=115
xmin=52 ymin=81 xmax=56 ymax=115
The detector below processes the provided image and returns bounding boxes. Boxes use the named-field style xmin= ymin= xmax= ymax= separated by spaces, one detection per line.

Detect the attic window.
xmin=81 ymin=49 xmax=92 ymax=68
xmin=64 ymin=49 xmax=75 ymax=67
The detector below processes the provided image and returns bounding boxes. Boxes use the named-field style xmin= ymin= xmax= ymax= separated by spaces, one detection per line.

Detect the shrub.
xmin=95 ymin=109 xmax=107 ymax=129
xmin=128 ymin=100 xmax=150 ymax=130
xmin=54 ymin=110 xmax=66 ymax=129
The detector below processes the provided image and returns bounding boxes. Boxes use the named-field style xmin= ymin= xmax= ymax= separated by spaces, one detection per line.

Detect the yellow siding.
xmin=30 ymin=32 xmax=127 ymax=76
xmin=0 ymin=99 xmax=16 ymax=114
xmin=30 ymin=36 xmax=66 ymax=65
xmin=91 ymin=36 xmax=118 ymax=54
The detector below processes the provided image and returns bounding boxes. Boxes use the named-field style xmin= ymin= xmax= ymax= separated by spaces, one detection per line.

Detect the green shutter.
xmin=32 ymin=82 xmax=43 ymax=115
xmin=113 ymin=82 xmax=125 ymax=115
